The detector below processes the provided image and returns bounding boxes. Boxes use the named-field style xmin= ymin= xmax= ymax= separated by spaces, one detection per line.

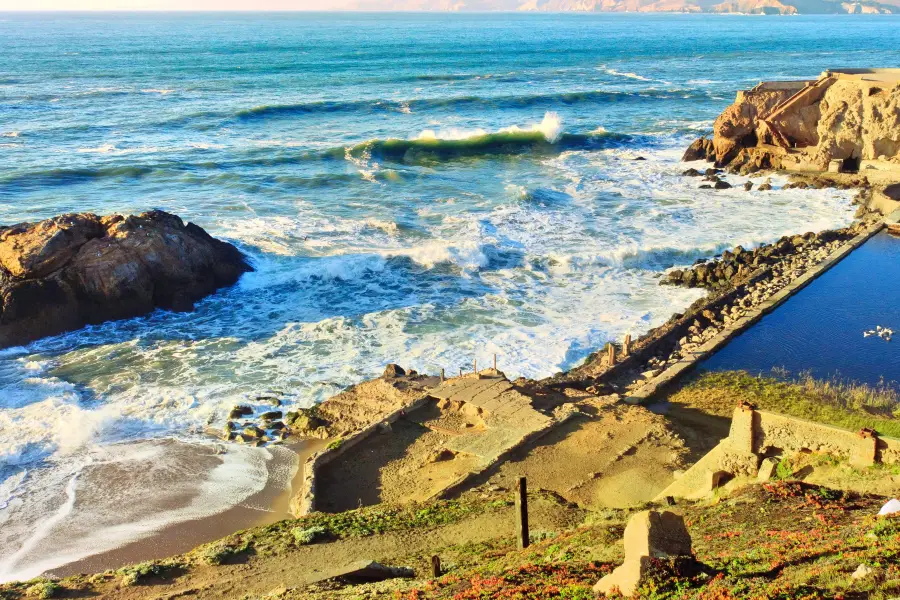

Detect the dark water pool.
xmin=701 ymin=231 xmax=900 ymax=389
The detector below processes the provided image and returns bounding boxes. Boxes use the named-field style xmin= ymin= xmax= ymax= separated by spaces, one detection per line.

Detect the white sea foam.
xmin=602 ymin=67 xmax=653 ymax=82
xmin=1 ymin=132 xmax=19 ymax=138
xmin=77 ymin=143 xmax=117 ymax=154
xmin=0 ymin=134 xmax=857 ymax=577
xmin=414 ymin=111 xmax=563 ymax=144
xmin=0 ymin=440 xmax=274 ymax=583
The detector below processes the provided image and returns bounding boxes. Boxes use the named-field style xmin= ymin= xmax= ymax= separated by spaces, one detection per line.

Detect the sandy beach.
xmin=40 ymin=438 xmax=325 ymax=579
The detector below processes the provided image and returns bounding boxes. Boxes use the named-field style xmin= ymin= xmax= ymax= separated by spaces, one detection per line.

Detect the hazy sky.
xmin=0 ymin=0 xmax=372 ymax=9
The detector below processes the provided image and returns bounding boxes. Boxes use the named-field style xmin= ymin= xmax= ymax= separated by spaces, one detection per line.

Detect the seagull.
xmin=864 ymin=326 xmax=893 ymax=341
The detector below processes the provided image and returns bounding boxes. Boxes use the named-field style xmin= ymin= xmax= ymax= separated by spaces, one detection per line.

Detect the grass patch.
xmin=385 ymin=482 xmax=900 ymax=600
xmin=200 ymin=541 xmax=253 ymax=565
xmin=23 ymin=580 xmax=60 ymax=599
xmin=671 ymin=370 xmax=900 ymax=437
xmin=117 ymin=561 xmax=169 ymax=586
xmin=205 ymin=497 xmax=497 ymax=559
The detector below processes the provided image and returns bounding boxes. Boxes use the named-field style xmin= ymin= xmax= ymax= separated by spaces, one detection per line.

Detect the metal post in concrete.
xmin=473 ymin=359 xmax=477 ymax=374
xmin=440 ymin=368 xmax=445 ymax=382
xmin=623 ymin=334 xmax=631 ymax=357
xmin=493 ymin=353 xmax=497 ymax=370
xmin=459 ymin=368 xmax=463 ymax=377
xmin=515 ymin=476 xmax=529 ymax=549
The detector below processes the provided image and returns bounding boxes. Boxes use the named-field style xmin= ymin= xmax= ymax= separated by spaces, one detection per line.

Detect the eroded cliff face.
xmin=813 ymin=80 xmax=900 ymax=168
xmin=710 ymin=89 xmax=796 ymax=166
xmin=685 ymin=76 xmax=900 ymax=173
xmin=0 ymin=211 xmax=252 ymax=348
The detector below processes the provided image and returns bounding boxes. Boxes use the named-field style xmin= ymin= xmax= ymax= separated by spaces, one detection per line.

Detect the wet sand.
xmin=48 ymin=438 xmax=326 ymax=578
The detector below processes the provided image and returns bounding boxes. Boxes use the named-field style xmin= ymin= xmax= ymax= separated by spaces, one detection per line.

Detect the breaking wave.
xmin=339 ymin=114 xmax=629 ymax=164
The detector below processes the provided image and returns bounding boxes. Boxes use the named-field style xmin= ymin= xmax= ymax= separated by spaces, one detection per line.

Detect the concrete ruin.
xmin=684 ymin=68 xmax=900 ymax=175
xmin=658 ymin=402 xmax=900 ymax=501
xmin=593 ymin=510 xmax=697 ymax=597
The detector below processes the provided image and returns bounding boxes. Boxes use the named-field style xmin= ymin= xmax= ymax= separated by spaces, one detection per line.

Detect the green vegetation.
xmin=22 ymin=580 xmax=59 ymax=599
xmin=775 ymin=458 xmax=794 ymax=480
xmin=392 ymin=482 xmax=900 ymax=600
xmin=1 ymin=484 xmax=897 ymax=600
xmin=326 ymin=438 xmax=344 ymax=451
xmin=117 ymin=561 xmax=169 ymax=586
xmin=672 ymin=370 xmax=900 ymax=437
xmin=200 ymin=540 xmax=252 ymax=565
xmin=190 ymin=498 xmax=493 ymax=561
xmin=291 ymin=525 xmax=326 ymax=545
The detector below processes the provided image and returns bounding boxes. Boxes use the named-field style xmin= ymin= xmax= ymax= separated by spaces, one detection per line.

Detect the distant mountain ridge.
xmin=515 ymin=0 xmax=899 ymax=12
xmin=358 ymin=0 xmax=900 ymax=12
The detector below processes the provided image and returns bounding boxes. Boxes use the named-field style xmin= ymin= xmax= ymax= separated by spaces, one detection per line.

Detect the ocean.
xmin=1 ymin=11 xmax=897 ymax=581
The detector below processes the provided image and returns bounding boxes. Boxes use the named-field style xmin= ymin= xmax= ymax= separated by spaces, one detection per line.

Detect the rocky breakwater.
xmin=684 ymin=70 xmax=900 ymax=176
xmin=0 ymin=210 xmax=251 ymax=348
xmin=661 ymin=228 xmax=856 ymax=290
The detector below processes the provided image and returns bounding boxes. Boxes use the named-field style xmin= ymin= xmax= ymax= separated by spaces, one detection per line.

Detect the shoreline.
xmin=45 ymin=438 xmax=326 ymax=580
xmin=14 ymin=174 xmax=896 ymax=586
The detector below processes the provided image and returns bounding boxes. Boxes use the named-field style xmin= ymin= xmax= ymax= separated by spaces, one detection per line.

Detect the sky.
xmin=0 ymin=1 xmax=363 ymax=8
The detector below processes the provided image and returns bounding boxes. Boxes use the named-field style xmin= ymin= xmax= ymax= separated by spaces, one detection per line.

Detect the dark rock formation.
xmin=383 ymin=363 xmax=406 ymax=378
xmin=0 ymin=210 xmax=251 ymax=348
xmin=662 ymin=229 xmax=853 ymax=290
xmin=681 ymin=138 xmax=715 ymax=163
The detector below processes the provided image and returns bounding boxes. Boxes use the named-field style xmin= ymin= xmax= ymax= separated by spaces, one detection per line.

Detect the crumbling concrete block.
xmin=757 ymin=457 xmax=779 ymax=481
xmin=850 ymin=428 xmax=878 ymax=468
xmin=593 ymin=511 xmax=693 ymax=596
xmin=728 ymin=402 xmax=756 ymax=454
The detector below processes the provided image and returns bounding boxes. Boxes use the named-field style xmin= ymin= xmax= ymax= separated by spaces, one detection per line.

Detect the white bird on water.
xmin=863 ymin=325 xmax=893 ymax=341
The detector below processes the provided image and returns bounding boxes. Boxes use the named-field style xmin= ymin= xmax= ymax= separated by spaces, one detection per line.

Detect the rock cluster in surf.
xmin=661 ymin=229 xmax=853 ymax=289
xmin=0 ymin=210 xmax=251 ymax=348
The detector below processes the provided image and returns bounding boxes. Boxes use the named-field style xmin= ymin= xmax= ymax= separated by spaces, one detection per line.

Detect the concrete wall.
xmin=658 ymin=404 xmax=900 ymax=500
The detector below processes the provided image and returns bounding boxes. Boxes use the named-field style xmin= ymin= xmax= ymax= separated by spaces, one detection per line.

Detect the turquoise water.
xmin=1 ymin=12 xmax=897 ymax=579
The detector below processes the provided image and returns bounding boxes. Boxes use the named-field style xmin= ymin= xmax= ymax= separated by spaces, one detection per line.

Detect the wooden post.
xmin=493 ymin=353 xmax=497 ymax=370
xmin=623 ymin=334 xmax=631 ymax=357
xmin=459 ymin=368 xmax=463 ymax=377
xmin=515 ymin=477 xmax=529 ymax=549
xmin=440 ymin=368 xmax=445 ymax=382
xmin=431 ymin=555 xmax=441 ymax=578
xmin=607 ymin=343 xmax=616 ymax=366
xmin=473 ymin=359 xmax=477 ymax=374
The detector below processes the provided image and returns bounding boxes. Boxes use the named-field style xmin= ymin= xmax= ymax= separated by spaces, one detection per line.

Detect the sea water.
xmin=1 ymin=12 xmax=897 ymax=580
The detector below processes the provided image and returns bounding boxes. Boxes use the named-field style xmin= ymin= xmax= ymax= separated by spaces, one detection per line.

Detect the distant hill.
xmin=345 ymin=0 xmax=899 ymax=12
xmin=513 ymin=0 xmax=899 ymax=12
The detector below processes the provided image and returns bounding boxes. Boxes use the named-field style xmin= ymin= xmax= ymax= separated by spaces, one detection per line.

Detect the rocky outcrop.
xmin=684 ymin=71 xmax=900 ymax=173
xmin=662 ymin=228 xmax=855 ymax=290
xmin=0 ymin=210 xmax=251 ymax=348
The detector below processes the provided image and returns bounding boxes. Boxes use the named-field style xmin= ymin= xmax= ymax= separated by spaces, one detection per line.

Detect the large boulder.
xmin=0 ymin=210 xmax=251 ymax=348
xmin=594 ymin=510 xmax=697 ymax=596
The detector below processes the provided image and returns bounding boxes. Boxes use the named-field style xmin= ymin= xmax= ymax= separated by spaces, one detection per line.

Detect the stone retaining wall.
xmin=290 ymin=394 xmax=432 ymax=517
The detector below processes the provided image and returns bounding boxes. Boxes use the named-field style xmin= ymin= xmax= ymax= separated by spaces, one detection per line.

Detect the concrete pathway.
xmin=427 ymin=372 xmax=553 ymax=468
